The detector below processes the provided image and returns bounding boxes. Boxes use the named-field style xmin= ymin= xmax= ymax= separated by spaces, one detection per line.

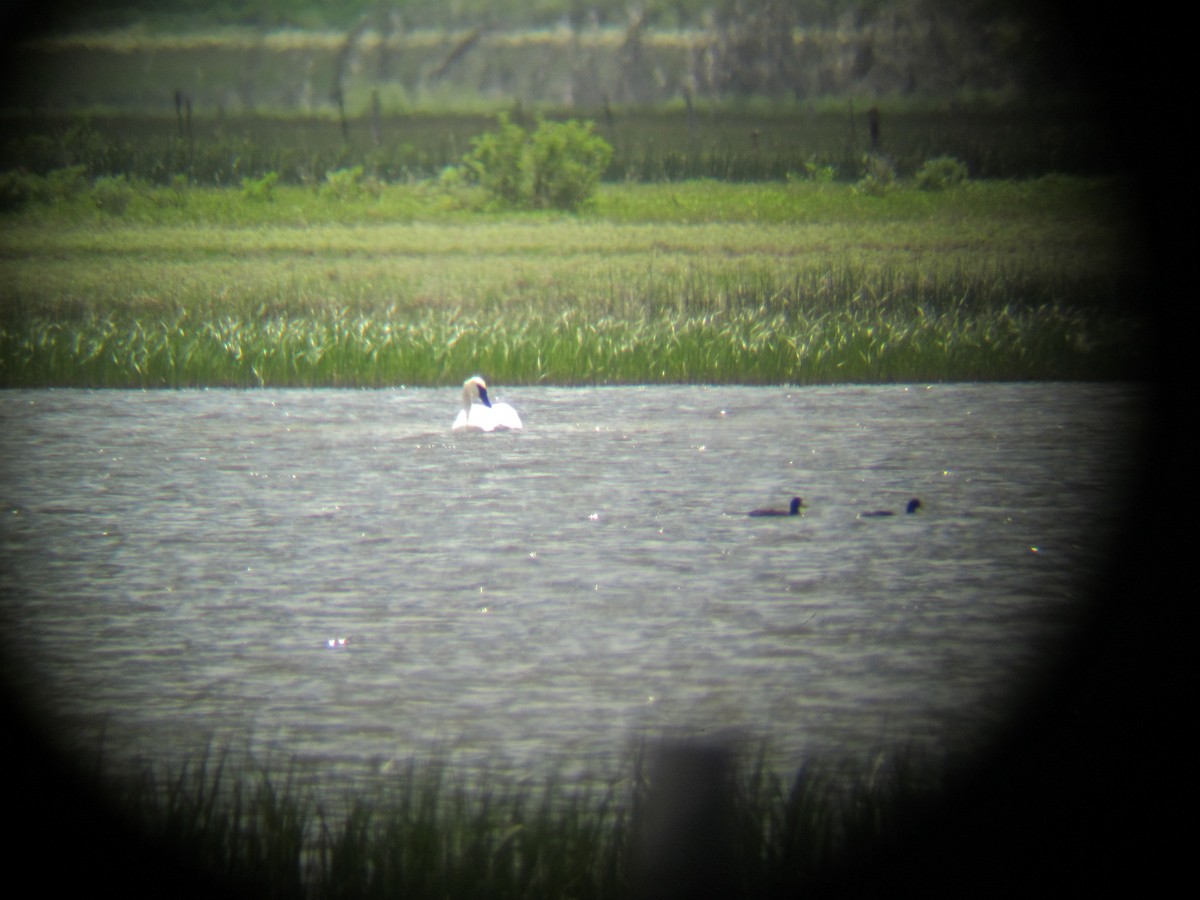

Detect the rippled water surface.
xmin=0 ymin=383 xmax=1142 ymax=786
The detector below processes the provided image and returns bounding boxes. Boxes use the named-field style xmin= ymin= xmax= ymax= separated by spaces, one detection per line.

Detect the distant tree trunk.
xmin=174 ymin=90 xmax=193 ymax=145
xmin=332 ymin=13 xmax=372 ymax=140
xmin=333 ymin=87 xmax=348 ymax=143
xmin=369 ymin=89 xmax=381 ymax=146
xmin=603 ymin=95 xmax=617 ymax=150
xmin=429 ymin=26 xmax=487 ymax=82
xmin=684 ymin=87 xmax=697 ymax=155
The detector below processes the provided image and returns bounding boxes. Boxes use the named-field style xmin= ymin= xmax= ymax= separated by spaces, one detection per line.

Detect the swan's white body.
xmin=452 ymin=376 xmax=523 ymax=432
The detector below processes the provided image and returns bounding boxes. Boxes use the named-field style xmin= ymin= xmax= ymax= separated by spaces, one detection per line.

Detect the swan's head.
xmin=462 ymin=376 xmax=492 ymax=409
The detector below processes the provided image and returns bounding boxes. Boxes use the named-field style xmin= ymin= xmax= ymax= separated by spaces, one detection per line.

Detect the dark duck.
xmin=748 ymin=497 xmax=804 ymax=517
xmin=861 ymin=498 xmax=922 ymax=517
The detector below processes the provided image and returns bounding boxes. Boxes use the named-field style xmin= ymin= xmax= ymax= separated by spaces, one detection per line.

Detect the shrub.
xmin=915 ymin=156 xmax=969 ymax=191
xmin=0 ymin=165 xmax=89 ymax=212
xmin=61 ymin=120 xmax=111 ymax=171
xmin=90 ymin=174 xmax=135 ymax=215
xmin=527 ymin=117 xmax=613 ymax=210
xmin=461 ymin=113 xmax=531 ymax=206
xmin=797 ymin=159 xmax=837 ymax=183
xmin=320 ymin=166 xmax=383 ymax=202
xmin=856 ymin=154 xmax=896 ymax=197
xmin=5 ymin=134 xmax=62 ymax=175
xmin=0 ymin=170 xmax=35 ymax=212
xmin=151 ymin=174 xmax=191 ymax=209
xmin=460 ymin=114 xmax=612 ymax=211
xmin=44 ymin=165 xmax=90 ymax=201
xmin=240 ymin=171 xmax=279 ymax=202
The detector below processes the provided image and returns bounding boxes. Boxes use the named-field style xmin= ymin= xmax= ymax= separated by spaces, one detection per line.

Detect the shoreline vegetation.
xmin=1 ymin=14 xmax=1145 ymax=390
xmin=60 ymin=739 xmax=942 ymax=899
xmin=0 ymin=9 xmax=1163 ymax=894
xmin=0 ymin=176 xmax=1145 ymax=388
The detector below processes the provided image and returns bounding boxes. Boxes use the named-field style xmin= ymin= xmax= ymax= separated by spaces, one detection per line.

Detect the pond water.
xmin=0 ymin=383 xmax=1143 ymax=790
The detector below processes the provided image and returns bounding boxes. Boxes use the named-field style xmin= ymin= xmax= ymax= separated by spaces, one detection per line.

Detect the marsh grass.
xmin=0 ymin=283 xmax=1136 ymax=388
xmin=90 ymin=742 xmax=938 ymax=899
xmin=0 ymin=269 xmax=1142 ymax=387
xmin=109 ymin=747 xmax=312 ymax=899
xmin=0 ymin=178 xmax=1144 ymax=386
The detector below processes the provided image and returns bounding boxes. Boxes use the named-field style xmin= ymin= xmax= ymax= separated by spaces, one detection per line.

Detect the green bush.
xmin=44 ymin=165 xmax=90 ymax=201
xmin=156 ymin=173 xmax=191 ymax=208
xmin=461 ymin=113 xmax=531 ymax=206
xmin=915 ymin=155 xmax=969 ymax=191
xmin=319 ymin=166 xmax=383 ymax=201
xmin=0 ymin=170 xmax=35 ymax=212
xmin=855 ymin=154 xmax=896 ymax=197
xmin=460 ymin=114 xmax=612 ymax=211
xmin=796 ymin=159 xmax=837 ymax=183
xmin=0 ymin=165 xmax=89 ymax=212
xmin=90 ymin=174 xmax=135 ymax=215
xmin=240 ymin=171 xmax=279 ymax=202
xmin=527 ymin=117 xmax=613 ymax=210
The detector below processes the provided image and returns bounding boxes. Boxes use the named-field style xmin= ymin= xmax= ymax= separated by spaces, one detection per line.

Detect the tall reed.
xmin=89 ymin=742 xmax=938 ymax=899
xmin=0 ymin=255 xmax=1141 ymax=388
xmin=0 ymin=178 xmax=1142 ymax=386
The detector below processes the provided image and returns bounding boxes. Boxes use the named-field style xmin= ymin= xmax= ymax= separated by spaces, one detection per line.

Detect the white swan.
xmin=452 ymin=376 xmax=523 ymax=432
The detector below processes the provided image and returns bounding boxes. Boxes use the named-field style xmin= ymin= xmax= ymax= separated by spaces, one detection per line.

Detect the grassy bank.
xmin=0 ymin=177 xmax=1146 ymax=387
xmin=82 ymin=741 xmax=935 ymax=899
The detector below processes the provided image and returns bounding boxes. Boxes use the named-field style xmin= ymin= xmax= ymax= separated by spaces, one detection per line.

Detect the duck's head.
xmin=906 ymin=498 xmax=922 ymax=514
xmin=789 ymin=497 xmax=804 ymax=515
xmin=462 ymin=376 xmax=492 ymax=408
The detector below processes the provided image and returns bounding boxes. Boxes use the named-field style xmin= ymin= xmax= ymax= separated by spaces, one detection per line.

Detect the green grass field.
xmin=0 ymin=176 xmax=1145 ymax=388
